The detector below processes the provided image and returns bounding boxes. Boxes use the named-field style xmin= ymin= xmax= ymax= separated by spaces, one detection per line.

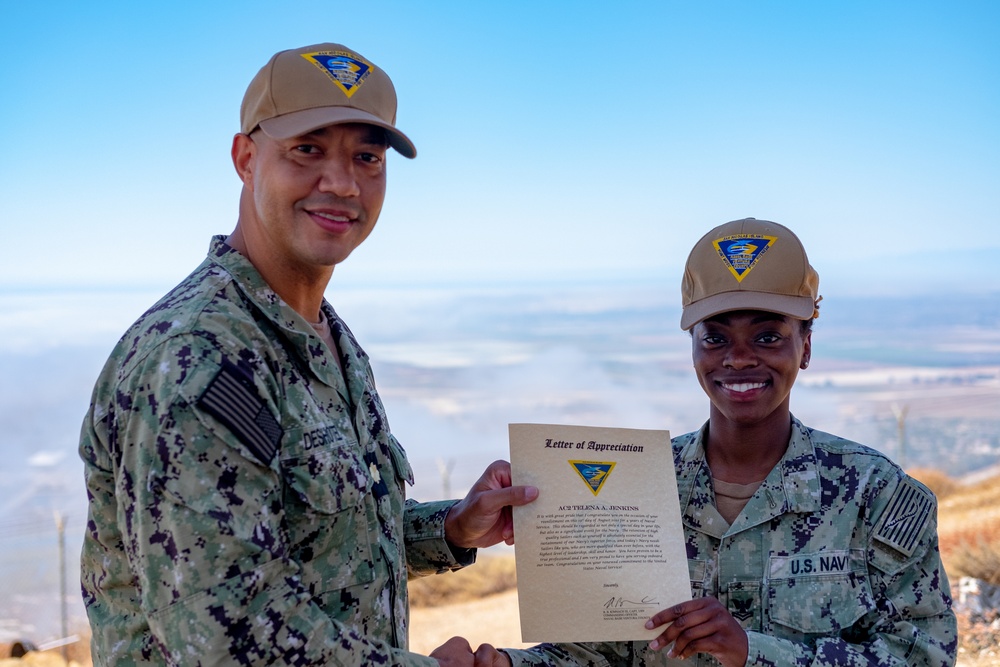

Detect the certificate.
xmin=509 ymin=423 xmax=690 ymax=643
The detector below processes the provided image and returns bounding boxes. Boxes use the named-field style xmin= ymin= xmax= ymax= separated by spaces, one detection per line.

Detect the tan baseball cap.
xmin=240 ymin=43 xmax=416 ymax=158
xmin=680 ymin=218 xmax=820 ymax=330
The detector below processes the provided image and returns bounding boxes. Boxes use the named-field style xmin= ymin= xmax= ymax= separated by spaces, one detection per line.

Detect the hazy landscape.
xmin=1 ymin=280 xmax=998 ymax=647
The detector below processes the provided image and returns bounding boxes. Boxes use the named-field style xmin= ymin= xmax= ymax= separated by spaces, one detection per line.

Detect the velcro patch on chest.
xmin=874 ymin=478 xmax=932 ymax=557
xmin=769 ymin=550 xmax=860 ymax=579
xmin=198 ymin=359 xmax=282 ymax=466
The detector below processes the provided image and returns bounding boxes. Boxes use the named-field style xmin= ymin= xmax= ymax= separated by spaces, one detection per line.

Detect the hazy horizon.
xmin=2 ymin=279 xmax=999 ymax=643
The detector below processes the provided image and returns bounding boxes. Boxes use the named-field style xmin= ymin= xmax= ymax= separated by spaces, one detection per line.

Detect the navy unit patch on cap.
xmin=874 ymin=478 xmax=933 ymax=557
xmin=569 ymin=460 xmax=616 ymax=496
xmin=301 ymin=51 xmax=373 ymax=98
xmin=713 ymin=234 xmax=777 ymax=283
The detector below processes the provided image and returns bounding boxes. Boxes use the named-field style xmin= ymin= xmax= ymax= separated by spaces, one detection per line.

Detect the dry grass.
xmin=906 ymin=469 xmax=1000 ymax=665
xmin=931 ymin=470 xmax=1000 ymax=585
xmin=409 ymin=552 xmax=518 ymax=607
xmin=912 ymin=468 xmax=1000 ymax=665
xmin=909 ymin=467 xmax=963 ymax=500
xmin=945 ymin=527 xmax=1000 ymax=587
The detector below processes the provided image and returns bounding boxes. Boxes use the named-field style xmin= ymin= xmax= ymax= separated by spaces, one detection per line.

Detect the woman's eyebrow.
xmin=750 ymin=313 xmax=787 ymax=325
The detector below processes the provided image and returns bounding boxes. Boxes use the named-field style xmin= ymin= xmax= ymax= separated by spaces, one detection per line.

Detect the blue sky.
xmin=2 ymin=1 xmax=998 ymax=296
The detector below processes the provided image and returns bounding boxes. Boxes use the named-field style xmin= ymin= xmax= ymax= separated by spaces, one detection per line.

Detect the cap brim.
xmin=680 ymin=292 xmax=816 ymax=330
xmin=258 ymin=107 xmax=417 ymax=158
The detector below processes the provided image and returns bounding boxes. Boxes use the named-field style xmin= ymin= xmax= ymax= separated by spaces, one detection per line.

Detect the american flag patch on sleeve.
xmin=874 ymin=477 xmax=933 ymax=557
xmin=198 ymin=359 xmax=282 ymax=466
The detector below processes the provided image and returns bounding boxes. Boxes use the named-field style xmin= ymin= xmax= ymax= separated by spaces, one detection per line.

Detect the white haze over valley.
xmin=2 ymin=280 xmax=999 ymax=643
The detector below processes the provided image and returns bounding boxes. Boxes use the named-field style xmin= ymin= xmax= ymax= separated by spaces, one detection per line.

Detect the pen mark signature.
xmin=604 ymin=596 xmax=658 ymax=609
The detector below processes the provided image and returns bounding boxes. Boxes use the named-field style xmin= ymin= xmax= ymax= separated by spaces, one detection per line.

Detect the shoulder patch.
xmin=874 ymin=477 xmax=932 ymax=557
xmin=198 ymin=359 xmax=282 ymax=466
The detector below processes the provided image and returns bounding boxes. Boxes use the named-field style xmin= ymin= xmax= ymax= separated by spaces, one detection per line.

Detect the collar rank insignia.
xmin=301 ymin=51 xmax=373 ymax=98
xmin=713 ymin=234 xmax=777 ymax=283
xmin=363 ymin=451 xmax=389 ymax=499
xmin=569 ymin=460 xmax=616 ymax=496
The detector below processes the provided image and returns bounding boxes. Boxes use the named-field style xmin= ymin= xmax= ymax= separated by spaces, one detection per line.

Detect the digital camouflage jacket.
xmin=80 ymin=236 xmax=469 ymax=666
xmin=504 ymin=418 xmax=957 ymax=666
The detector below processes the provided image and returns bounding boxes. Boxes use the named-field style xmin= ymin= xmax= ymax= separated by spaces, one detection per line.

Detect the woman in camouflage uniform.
xmin=462 ymin=218 xmax=958 ymax=667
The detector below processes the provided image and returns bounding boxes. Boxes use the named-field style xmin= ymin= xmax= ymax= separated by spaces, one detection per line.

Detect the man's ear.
xmin=231 ymin=133 xmax=256 ymax=187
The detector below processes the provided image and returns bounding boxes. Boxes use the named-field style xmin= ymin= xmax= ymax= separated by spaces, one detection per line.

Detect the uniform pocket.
xmin=281 ymin=428 xmax=375 ymax=593
xmin=386 ymin=434 xmax=415 ymax=486
xmin=688 ymin=558 xmax=709 ymax=596
xmin=283 ymin=441 xmax=371 ymax=513
xmin=767 ymin=549 xmax=874 ymax=634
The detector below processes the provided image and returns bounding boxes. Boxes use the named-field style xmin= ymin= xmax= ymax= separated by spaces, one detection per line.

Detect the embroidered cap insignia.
xmin=301 ymin=51 xmax=373 ymax=98
xmin=713 ymin=234 xmax=777 ymax=283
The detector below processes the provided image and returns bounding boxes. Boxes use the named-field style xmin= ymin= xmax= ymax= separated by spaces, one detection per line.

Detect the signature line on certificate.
xmin=603 ymin=596 xmax=659 ymax=609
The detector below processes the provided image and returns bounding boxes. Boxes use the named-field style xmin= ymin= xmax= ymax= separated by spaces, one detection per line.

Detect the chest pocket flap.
xmin=768 ymin=549 xmax=875 ymax=634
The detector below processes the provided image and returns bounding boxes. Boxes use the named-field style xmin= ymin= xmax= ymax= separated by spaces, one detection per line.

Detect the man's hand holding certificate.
xmin=509 ymin=424 xmax=691 ymax=643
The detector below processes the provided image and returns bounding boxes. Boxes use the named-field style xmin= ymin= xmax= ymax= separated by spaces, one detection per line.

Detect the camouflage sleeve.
xmin=747 ymin=476 xmax=958 ymax=666
xmin=81 ymin=417 xmax=161 ymax=663
xmin=503 ymin=641 xmax=628 ymax=666
xmin=88 ymin=340 xmax=438 ymax=666
xmin=403 ymin=498 xmax=478 ymax=578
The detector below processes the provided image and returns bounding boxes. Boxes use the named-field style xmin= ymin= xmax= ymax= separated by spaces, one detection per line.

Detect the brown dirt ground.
xmin=409 ymin=588 xmax=533 ymax=655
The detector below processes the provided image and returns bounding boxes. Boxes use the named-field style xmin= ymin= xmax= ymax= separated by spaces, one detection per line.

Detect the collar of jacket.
xmin=675 ymin=416 xmax=823 ymax=540
xmin=207 ymin=234 xmax=365 ymax=393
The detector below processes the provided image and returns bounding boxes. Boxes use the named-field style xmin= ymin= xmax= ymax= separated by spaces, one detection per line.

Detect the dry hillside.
xmin=4 ymin=470 xmax=999 ymax=666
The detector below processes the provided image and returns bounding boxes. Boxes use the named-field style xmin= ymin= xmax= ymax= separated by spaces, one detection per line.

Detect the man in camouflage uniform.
xmin=461 ymin=219 xmax=957 ymax=666
xmin=79 ymin=43 xmax=536 ymax=666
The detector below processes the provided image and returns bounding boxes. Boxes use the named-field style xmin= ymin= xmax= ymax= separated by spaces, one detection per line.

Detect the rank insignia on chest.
xmin=731 ymin=595 xmax=755 ymax=622
xmin=364 ymin=451 xmax=389 ymax=499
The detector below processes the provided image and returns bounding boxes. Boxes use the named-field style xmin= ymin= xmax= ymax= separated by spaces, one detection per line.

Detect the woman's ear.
xmin=800 ymin=331 xmax=812 ymax=370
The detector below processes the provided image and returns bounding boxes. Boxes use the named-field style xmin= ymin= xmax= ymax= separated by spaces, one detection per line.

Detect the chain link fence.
xmin=0 ymin=509 xmax=87 ymax=648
